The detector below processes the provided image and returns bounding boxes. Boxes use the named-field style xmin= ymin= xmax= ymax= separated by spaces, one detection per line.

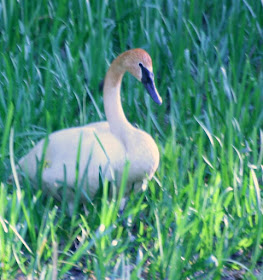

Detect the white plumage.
xmin=18 ymin=49 xmax=162 ymax=202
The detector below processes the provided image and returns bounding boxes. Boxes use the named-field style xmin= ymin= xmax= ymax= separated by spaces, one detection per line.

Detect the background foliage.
xmin=0 ymin=0 xmax=262 ymax=279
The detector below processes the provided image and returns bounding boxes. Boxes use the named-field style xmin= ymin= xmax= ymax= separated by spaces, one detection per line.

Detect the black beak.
xmin=139 ymin=63 xmax=162 ymax=105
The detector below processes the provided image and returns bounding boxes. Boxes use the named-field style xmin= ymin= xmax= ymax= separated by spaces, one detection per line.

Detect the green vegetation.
xmin=0 ymin=0 xmax=263 ymax=279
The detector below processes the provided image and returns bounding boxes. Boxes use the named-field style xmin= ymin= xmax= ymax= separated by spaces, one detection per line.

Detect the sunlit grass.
xmin=0 ymin=0 xmax=262 ymax=279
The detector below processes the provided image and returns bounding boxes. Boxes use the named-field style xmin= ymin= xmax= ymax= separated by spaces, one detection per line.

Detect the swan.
xmin=18 ymin=48 xmax=162 ymax=202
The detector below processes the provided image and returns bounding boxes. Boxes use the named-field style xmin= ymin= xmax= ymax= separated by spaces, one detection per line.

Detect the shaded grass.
xmin=0 ymin=0 xmax=263 ymax=279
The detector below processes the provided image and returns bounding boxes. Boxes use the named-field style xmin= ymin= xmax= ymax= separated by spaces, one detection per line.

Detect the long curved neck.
xmin=103 ymin=60 xmax=133 ymax=138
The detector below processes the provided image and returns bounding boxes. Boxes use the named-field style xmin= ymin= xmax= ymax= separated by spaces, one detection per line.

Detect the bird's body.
xmin=18 ymin=49 xmax=162 ymax=201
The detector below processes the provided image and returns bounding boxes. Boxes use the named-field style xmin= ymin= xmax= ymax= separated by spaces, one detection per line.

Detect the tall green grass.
xmin=0 ymin=0 xmax=262 ymax=279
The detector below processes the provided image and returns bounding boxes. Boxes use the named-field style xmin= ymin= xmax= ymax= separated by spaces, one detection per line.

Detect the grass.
xmin=0 ymin=0 xmax=263 ymax=279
